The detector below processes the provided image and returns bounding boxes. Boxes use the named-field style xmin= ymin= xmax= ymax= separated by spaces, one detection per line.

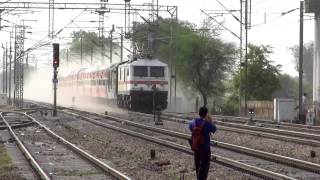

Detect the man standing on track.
xmin=189 ymin=106 xmax=217 ymax=180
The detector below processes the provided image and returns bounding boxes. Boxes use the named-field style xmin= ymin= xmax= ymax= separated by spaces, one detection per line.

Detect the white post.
xmin=314 ymin=13 xmax=320 ymax=125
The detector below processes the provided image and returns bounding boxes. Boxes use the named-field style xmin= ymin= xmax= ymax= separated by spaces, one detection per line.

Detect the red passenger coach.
xmin=59 ymin=58 xmax=169 ymax=112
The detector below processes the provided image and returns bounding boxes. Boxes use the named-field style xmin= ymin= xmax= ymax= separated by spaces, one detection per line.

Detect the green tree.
xmin=273 ymin=74 xmax=298 ymax=98
xmin=233 ymin=44 xmax=281 ymax=100
xmin=68 ymin=30 xmax=119 ymax=55
xmin=289 ymin=42 xmax=314 ymax=84
xmin=69 ymin=31 xmax=101 ymax=54
xmin=273 ymin=74 xmax=313 ymax=99
xmin=133 ymin=19 xmax=236 ymax=106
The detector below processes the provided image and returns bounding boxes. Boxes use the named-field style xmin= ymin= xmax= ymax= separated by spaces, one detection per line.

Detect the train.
xmin=59 ymin=58 xmax=169 ymax=112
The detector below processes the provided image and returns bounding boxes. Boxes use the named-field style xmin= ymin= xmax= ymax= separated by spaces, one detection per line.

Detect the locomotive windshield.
xmin=150 ymin=66 xmax=165 ymax=77
xmin=133 ymin=66 xmax=148 ymax=77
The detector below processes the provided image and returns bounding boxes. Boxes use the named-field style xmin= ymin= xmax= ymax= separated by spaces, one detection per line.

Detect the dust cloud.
xmin=24 ymin=53 xmax=123 ymax=113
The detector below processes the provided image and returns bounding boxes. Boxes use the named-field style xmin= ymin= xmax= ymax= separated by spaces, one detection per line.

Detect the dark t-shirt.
xmin=189 ymin=118 xmax=217 ymax=151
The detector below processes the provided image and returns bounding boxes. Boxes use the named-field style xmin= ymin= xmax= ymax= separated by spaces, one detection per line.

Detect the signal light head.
xmin=53 ymin=43 xmax=60 ymax=68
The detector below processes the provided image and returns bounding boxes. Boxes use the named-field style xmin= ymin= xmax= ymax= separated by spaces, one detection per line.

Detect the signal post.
xmin=52 ymin=43 xmax=59 ymax=116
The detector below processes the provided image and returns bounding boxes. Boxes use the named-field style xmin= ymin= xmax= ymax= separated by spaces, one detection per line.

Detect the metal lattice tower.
xmin=0 ymin=9 xmax=4 ymax=30
xmin=97 ymin=0 xmax=109 ymax=61
xmin=124 ymin=0 xmax=131 ymax=39
xmin=48 ymin=0 xmax=54 ymax=38
xmin=13 ymin=25 xmax=25 ymax=107
xmin=98 ymin=11 xmax=105 ymax=46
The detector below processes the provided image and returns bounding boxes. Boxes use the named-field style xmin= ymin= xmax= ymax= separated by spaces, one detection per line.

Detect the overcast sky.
xmin=0 ymin=0 xmax=315 ymax=76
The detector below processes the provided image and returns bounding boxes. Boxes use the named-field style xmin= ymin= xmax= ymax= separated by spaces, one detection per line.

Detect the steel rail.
xmin=0 ymin=113 xmax=50 ymax=180
xmin=132 ymin=111 xmax=320 ymax=146
xmin=16 ymin=112 xmax=132 ymax=180
xmin=57 ymin=110 xmax=296 ymax=180
xmin=162 ymin=114 xmax=320 ymax=141
xmin=0 ymin=121 xmax=34 ymax=130
xmin=161 ymin=112 xmax=320 ymax=134
xmin=25 ymin=102 xmax=320 ymax=171
xmin=164 ymin=112 xmax=320 ymax=131
xmin=64 ymin=109 xmax=320 ymax=173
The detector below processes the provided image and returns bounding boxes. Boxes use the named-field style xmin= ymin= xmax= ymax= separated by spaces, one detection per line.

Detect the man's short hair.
xmin=199 ymin=106 xmax=208 ymax=118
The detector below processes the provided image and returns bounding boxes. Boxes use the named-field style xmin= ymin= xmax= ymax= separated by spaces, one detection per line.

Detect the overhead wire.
xmin=215 ymin=0 xmax=241 ymax=23
xmin=200 ymin=9 xmax=240 ymax=39
xmin=250 ymin=8 xmax=299 ymax=28
xmin=22 ymin=9 xmax=87 ymax=62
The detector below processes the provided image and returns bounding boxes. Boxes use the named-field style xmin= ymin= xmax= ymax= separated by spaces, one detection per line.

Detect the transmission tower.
xmin=13 ymin=25 xmax=26 ymax=107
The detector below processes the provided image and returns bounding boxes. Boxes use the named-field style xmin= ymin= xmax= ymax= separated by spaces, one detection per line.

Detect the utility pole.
xmin=26 ymin=54 xmax=28 ymax=70
xmin=9 ymin=32 xmax=12 ymax=105
xmin=110 ymin=24 xmax=114 ymax=64
xmin=80 ymin=35 xmax=83 ymax=65
xmin=13 ymin=27 xmax=17 ymax=106
xmin=91 ymin=47 xmax=93 ymax=65
xmin=244 ymin=0 xmax=249 ymax=116
xmin=120 ymin=27 xmax=124 ymax=62
xmin=169 ymin=16 xmax=173 ymax=108
xmin=5 ymin=43 xmax=8 ymax=94
xmin=2 ymin=44 xmax=5 ymax=93
xmin=66 ymin=47 xmax=69 ymax=65
xmin=299 ymin=1 xmax=304 ymax=122
xmin=174 ymin=13 xmax=178 ymax=112
xmin=239 ymin=0 xmax=243 ymax=116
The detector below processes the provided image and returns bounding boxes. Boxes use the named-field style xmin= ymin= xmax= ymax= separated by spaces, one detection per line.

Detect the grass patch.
xmin=168 ymin=170 xmax=180 ymax=180
xmin=0 ymin=144 xmax=12 ymax=174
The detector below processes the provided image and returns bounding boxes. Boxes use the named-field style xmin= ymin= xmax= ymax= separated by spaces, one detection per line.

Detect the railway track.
xmin=164 ymin=112 xmax=320 ymax=133
xmin=130 ymin=111 xmax=320 ymax=147
xmin=0 ymin=111 xmax=131 ymax=180
xmin=57 ymin=110 xmax=298 ymax=179
xmin=24 ymin=101 xmax=320 ymax=179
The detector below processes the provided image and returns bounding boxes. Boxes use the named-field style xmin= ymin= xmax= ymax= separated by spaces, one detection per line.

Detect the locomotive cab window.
xmin=133 ymin=66 xmax=148 ymax=77
xmin=150 ymin=66 xmax=165 ymax=77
